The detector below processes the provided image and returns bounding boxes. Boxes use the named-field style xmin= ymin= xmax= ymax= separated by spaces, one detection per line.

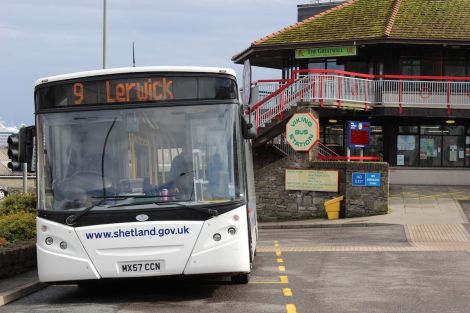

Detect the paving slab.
xmin=0 ymin=270 xmax=45 ymax=306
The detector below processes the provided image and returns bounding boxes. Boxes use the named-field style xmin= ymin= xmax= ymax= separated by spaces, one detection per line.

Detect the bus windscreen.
xmin=36 ymin=74 xmax=238 ymax=109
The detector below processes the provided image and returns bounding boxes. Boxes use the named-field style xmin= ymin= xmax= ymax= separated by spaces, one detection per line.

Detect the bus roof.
xmin=35 ymin=66 xmax=237 ymax=86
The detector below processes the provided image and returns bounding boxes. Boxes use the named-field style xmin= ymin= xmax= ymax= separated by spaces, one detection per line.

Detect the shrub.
xmin=0 ymin=192 xmax=37 ymax=215
xmin=0 ymin=212 xmax=36 ymax=243
xmin=0 ymin=237 xmax=8 ymax=247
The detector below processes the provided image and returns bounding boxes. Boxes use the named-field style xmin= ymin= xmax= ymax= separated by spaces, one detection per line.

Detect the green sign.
xmin=295 ymin=46 xmax=357 ymax=59
xmin=286 ymin=113 xmax=319 ymax=152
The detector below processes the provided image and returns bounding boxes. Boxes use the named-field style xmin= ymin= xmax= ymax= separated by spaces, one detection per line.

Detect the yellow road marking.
xmin=249 ymin=276 xmax=290 ymax=284
xmin=276 ymin=250 xmax=282 ymax=256
xmin=283 ymin=288 xmax=293 ymax=297
xmin=286 ymin=304 xmax=297 ymax=313
xmin=277 ymin=258 xmax=284 ymax=263
xmin=278 ymin=265 xmax=286 ymax=272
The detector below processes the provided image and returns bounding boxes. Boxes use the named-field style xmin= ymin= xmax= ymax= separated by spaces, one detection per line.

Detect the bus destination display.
xmin=74 ymin=78 xmax=175 ymax=104
xmin=36 ymin=75 xmax=237 ymax=109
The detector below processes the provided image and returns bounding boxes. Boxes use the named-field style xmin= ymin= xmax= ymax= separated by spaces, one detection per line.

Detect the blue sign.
xmin=352 ymin=172 xmax=381 ymax=187
xmin=352 ymin=173 xmax=366 ymax=186
xmin=347 ymin=121 xmax=371 ymax=148
xmin=365 ymin=173 xmax=381 ymax=187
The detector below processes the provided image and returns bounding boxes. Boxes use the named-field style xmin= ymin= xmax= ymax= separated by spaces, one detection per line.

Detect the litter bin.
xmin=324 ymin=196 xmax=344 ymax=220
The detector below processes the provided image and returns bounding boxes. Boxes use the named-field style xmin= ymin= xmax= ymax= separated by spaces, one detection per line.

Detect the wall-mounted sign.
xmin=295 ymin=46 xmax=357 ymax=59
xmin=397 ymin=135 xmax=415 ymax=151
xmin=397 ymin=154 xmax=405 ymax=166
xmin=352 ymin=172 xmax=381 ymax=187
xmin=286 ymin=113 xmax=320 ymax=152
xmin=347 ymin=121 xmax=370 ymax=148
xmin=286 ymin=169 xmax=339 ymax=192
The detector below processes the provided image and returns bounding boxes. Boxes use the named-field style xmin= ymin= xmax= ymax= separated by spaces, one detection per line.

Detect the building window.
xmin=466 ymin=127 xmax=470 ymax=167
xmin=320 ymin=123 xmax=344 ymax=155
xmin=419 ymin=125 xmax=441 ymax=167
xmin=419 ymin=135 xmax=441 ymax=166
xmin=442 ymin=125 xmax=465 ymax=167
xmin=364 ymin=126 xmax=383 ymax=158
xmin=401 ymin=59 xmax=421 ymax=76
xmin=327 ymin=59 xmax=345 ymax=71
xmin=346 ymin=61 xmax=369 ymax=74
xmin=397 ymin=124 xmax=468 ymax=167
xmin=397 ymin=126 xmax=419 ymax=166
xmin=308 ymin=58 xmax=345 ymax=71
xmin=308 ymin=60 xmax=325 ymax=70
xmin=444 ymin=59 xmax=466 ymax=77
xmin=397 ymin=134 xmax=419 ymax=166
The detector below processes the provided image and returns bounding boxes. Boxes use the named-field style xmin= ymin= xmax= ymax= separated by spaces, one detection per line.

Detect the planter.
xmin=324 ymin=196 xmax=344 ymax=220
xmin=0 ymin=240 xmax=36 ymax=279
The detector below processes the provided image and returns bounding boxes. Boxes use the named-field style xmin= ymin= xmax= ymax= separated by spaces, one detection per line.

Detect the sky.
xmin=0 ymin=0 xmax=303 ymax=128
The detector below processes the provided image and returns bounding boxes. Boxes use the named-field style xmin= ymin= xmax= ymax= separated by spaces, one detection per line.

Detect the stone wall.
xmin=0 ymin=240 xmax=36 ymax=278
xmin=255 ymin=157 xmax=389 ymax=221
xmin=0 ymin=177 xmax=36 ymax=193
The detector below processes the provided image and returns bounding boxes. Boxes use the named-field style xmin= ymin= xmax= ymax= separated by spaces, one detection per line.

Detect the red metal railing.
xmin=249 ymin=70 xmax=470 ymax=132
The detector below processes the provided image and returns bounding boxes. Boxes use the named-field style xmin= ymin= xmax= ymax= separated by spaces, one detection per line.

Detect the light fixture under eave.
xmin=445 ymin=120 xmax=456 ymax=124
xmin=328 ymin=119 xmax=338 ymax=124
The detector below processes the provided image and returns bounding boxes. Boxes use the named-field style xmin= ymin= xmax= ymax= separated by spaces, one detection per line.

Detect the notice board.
xmin=285 ymin=169 xmax=339 ymax=192
xmin=347 ymin=121 xmax=370 ymax=148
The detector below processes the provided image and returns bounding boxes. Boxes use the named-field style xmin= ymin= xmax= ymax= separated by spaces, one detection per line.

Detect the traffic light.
xmin=6 ymin=126 xmax=35 ymax=173
xmin=21 ymin=126 xmax=36 ymax=173
xmin=7 ymin=133 xmax=22 ymax=172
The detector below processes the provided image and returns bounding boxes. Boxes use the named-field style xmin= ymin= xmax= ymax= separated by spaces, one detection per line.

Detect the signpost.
xmin=286 ymin=113 xmax=319 ymax=152
xmin=347 ymin=121 xmax=371 ymax=148
xmin=351 ymin=172 xmax=381 ymax=187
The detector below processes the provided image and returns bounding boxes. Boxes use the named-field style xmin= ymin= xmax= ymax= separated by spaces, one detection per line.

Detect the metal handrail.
xmin=270 ymin=134 xmax=380 ymax=161
xmin=251 ymin=70 xmax=470 ymax=132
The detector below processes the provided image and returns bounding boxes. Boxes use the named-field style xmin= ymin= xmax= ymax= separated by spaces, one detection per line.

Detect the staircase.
xmin=250 ymin=70 xmax=387 ymax=161
xmin=270 ymin=133 xmax=344 ymax=160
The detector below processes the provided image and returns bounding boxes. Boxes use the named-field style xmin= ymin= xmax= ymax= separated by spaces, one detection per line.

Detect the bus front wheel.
xmin=231 ymin=273 xmax=249 ymax=284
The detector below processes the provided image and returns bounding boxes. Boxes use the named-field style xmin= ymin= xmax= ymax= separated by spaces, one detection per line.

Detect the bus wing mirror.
xmin=241 ymin=115 xmax=256 ymax=140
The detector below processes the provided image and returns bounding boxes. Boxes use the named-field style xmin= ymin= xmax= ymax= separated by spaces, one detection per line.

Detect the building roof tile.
xmin=252 ymin=0 xmax=470 ymax=47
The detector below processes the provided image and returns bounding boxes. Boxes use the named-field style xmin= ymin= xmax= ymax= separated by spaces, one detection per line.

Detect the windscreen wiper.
xmin=65 ymin=196 xmax=170 ymax=226
xmin=108 ymin=200 xmax=219 ymax=217
xmin=65 ymin=200 xmax=106 ymax=226
xmin=92 ymin=195 xmax=172 ymax=200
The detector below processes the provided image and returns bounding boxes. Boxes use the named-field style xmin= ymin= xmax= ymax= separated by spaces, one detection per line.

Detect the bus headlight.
xmin=60 ymin=241 xmax=68 ymax=250
xmin=228 ymin=227 xmax=237 ymax=235
xmin=45 ymin=237 xmax=53 ymax=245
xmin=213 ymin=233 xmax=222 ymax=241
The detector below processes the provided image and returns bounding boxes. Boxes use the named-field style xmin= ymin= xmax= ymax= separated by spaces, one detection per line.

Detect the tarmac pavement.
xmin=1 ymin=184 xmax=469 ymax=307
xmin=261 ymin=185 xmax=470 ymax=229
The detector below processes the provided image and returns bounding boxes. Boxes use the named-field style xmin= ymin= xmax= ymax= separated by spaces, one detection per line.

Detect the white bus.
xmin=33 ymin=67 xmax=257 ymax=284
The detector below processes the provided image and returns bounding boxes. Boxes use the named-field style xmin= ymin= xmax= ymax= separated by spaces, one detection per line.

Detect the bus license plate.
xmin=119 ymin=261 xmax=164 ymax=274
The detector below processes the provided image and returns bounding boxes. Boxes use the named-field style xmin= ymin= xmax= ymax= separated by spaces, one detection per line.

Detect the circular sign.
xmin=242 ymin=59 xmax=251 ymax=105
xmin=286 ymin=113 xmax=320 ymax=151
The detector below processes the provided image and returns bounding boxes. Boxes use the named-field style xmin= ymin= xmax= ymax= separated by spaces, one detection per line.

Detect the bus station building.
xmin=233 ymin=0 xmax=470 ymax=185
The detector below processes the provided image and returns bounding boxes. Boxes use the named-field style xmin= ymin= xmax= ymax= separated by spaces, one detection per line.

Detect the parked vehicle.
xmin=0 ymin=186 xmax=8 ymax=200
